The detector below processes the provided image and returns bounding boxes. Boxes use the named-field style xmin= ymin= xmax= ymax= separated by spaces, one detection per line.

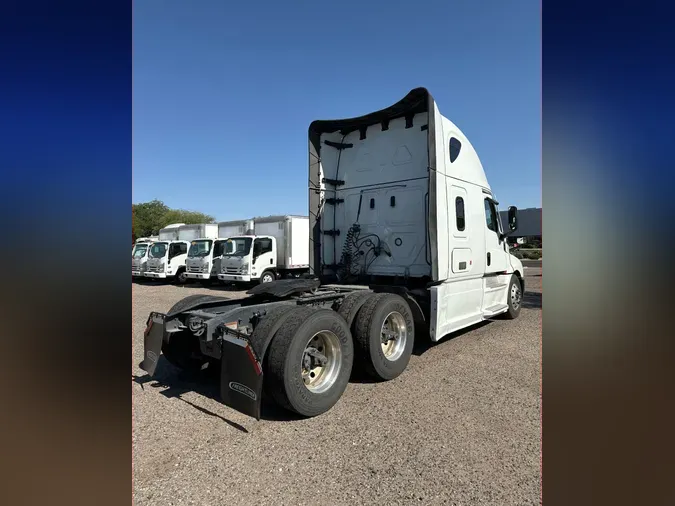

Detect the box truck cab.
xmin=144 ymin=223 xmax=190 ymax=283
xmin=185 ymin=219 xmax=256 ymax=283
xmin=131 ymin=237 xmax=157 ymax=279
xmin=218 ymin=215 xmax=309 ymax=284
xmin=141 ymin=88 xmax=524 ymax=422
xmin=183 ymin=223 xmax=220 ymax=281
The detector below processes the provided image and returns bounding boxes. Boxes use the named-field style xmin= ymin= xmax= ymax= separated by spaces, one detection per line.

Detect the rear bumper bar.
xmin=139 ymin=311 xmax=264 ymax=420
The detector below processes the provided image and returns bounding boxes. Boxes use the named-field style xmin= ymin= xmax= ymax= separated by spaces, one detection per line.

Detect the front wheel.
xmin=175 ymin=269 xmax=188 ymax=285
xmin=502 ymin=274 xmax=522 ymax=319
xmin=259 ymin=270 xmax=275 ymax=284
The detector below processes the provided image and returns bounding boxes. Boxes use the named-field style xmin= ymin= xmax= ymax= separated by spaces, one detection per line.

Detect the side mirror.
xmin=508 ymin=206 xmax=518 ymax=231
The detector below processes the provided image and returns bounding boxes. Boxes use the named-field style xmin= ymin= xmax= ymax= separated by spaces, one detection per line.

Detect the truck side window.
xmin=455 ymin=197 xmax=465 ymax=231
xmin=259 ymin=238 xmax=273 ymax=254
xmin=180 ymin=243 xmax=187 ymax=254
xmin=484 ymin=199 xmax=497 ymax=233
xmin=449 ymin=137 xmax=462 ymax=163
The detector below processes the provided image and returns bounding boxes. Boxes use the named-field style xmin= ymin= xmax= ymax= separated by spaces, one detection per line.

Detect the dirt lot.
xmin=132 ymin=269 xmax=542 ymax=505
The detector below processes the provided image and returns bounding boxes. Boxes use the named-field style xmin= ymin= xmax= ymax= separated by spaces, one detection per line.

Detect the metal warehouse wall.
xmin=499 ymin=207 xmax=542 ymax=237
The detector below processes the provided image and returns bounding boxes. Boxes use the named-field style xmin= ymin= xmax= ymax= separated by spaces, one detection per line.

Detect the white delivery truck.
xmin=185 ymin=220 xmax=255 ymax=282
xmin=131 ymin=237 xmax=158 ymax=280
xmin=218 ymin=215 xmax=309 ymax=285
xmin=141 ymin=88 xmax=524 ymax=421
xmin=183 ymin=223 xmax=220 ymax=282
xmin=144 ymin=223 xmax=190 ymax=283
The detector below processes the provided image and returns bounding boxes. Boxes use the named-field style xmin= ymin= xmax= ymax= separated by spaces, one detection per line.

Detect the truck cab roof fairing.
xmin=308 ymin=88 xmax=440 ymax=282
xmin=308 ymin=87 xmax=434 ymax=150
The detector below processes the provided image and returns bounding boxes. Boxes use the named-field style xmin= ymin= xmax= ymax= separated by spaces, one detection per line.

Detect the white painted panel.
xmin=429 ymin=278 xmax=484 ymax=342
xmin=177 ymin=224 xmax=218 ymax=241
xmin=289 ymin=216 xmax=309 ymax=267
xmin=321 ymin=112 xmax=431 ymax=278
xmin=451 ymin=248 xmax=473 ymax=274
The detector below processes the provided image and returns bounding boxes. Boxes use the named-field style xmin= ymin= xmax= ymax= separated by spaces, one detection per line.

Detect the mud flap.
xmin=140 ymin=312 xmax=165 ymax=376
xmin=220 ymin=335 xmax=263 ymax=421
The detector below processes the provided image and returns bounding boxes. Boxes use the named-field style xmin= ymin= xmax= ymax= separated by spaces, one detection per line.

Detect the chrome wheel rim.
xmin=262 ymin=273 xmax=274 ymax=283
xmin=301 ymin=331 xmax=342 ymax=393
xmin=511 ymin=282 xmax=521 ymax=310
xmin=380 ymin=311 xmax=407 ymax=361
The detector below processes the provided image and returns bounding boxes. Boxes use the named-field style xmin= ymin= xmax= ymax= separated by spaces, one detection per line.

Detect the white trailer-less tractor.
xmin=141 ymin=88 xmax=524 ymax=420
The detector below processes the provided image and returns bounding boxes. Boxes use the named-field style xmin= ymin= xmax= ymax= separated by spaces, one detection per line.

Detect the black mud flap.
xmin=220 ymin=335 xmax=263 ymax=421
xmin=140 ymin=312 xmax=166 ymax=376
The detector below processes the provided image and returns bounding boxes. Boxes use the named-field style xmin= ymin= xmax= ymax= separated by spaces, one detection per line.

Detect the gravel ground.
xmin=133 ymin=270 xmax=542 ymax=505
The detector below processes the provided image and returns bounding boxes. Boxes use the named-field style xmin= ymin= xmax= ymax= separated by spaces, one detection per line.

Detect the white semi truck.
xmin=218 ymin=215 xmax=309 ymax=285
xmin=144 ymin=224 xmax=190 ymax=283
xmin=184 ymin=220 xmax=255 ymax=283
xmin=141 ymin=88 xmax=524 ymax=421
xmin=131 ymin=237 xmax=158 ymax=280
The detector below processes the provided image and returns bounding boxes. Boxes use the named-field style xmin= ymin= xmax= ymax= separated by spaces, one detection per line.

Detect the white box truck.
xmin=185 ymin=220 xmax=256 ymax=282
xmin=141 ymin=88 xmax=524 ymax=421
xmin=183 ymin=223 xmax=219 ymax=281
xmin=218 ymin=215 xmax=309 ymax=284
xmin=131 ymin=237 xmax=158 ymax=280
xmin=144 ymin=223 xmax=190 ymax=283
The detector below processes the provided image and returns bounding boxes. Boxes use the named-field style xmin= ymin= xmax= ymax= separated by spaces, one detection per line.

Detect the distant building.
xmin=499 ymin=207 xmax=541 ymax=245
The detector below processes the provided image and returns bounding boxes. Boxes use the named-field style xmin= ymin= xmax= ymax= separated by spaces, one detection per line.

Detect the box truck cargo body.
xmin=219 ymin=219 xmax=255 ymax=239
xmin=141 ymin=88 xmax=524 ymax=421
xmin=158 ymin=223 xmax=185 ymax=241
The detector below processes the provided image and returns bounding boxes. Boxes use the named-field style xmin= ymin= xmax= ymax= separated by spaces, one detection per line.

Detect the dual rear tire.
xmin=261 ymin=292 xmax=414 ymax=417
xmin=265 ymin=307 xmax=354 ymax=417
xmin=351 ymin=293 xmax=415 ymax=381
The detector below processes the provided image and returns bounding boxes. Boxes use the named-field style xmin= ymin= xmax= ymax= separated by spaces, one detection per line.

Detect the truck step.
xmin=482 ymin=304 xmax=508 ymax=317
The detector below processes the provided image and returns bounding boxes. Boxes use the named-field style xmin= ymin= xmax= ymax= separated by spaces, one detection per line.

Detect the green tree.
xmin=161 ymin=209 xmax=215 ymax=227
xmin=132 ymin=199 xmax=169 ymax=239
xmin=132 ymin=200 xmax=216 ymax=240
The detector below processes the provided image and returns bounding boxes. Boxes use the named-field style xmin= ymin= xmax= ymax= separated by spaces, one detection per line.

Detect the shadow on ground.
xmin=132 ymin=358 xmax=303 ymax=430
xmin=133 ymin=278 xmax=248 ymax=292
xmin=410 ymin=320 xmax=493 ymax=357
xmin=522 ymin=291 xmax=542 ymax=309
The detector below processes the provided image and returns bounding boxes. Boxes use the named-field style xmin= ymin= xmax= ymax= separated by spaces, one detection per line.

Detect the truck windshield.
xmin=188 ymin=240 xmax=212 ymax=257
xmin=132 ymin=244 xmax=148 ymax=259
xmin=213 ymin=240 xmax=226 ymax=257
xmin=149 ymin=242 xmax=168 ymax=258
xmin=224 ymin=238 xmax=252 ymax=257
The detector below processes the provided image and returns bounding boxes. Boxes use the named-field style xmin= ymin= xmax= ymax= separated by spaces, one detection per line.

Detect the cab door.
xmin=482 ymin=198 xmax=510 ymax=312
xmin=252 ymin=237 xmax=275 ymax=275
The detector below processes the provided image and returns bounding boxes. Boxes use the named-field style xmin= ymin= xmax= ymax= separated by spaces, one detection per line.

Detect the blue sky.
xmin=133 ymin=0 xmax=540 ymax=221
